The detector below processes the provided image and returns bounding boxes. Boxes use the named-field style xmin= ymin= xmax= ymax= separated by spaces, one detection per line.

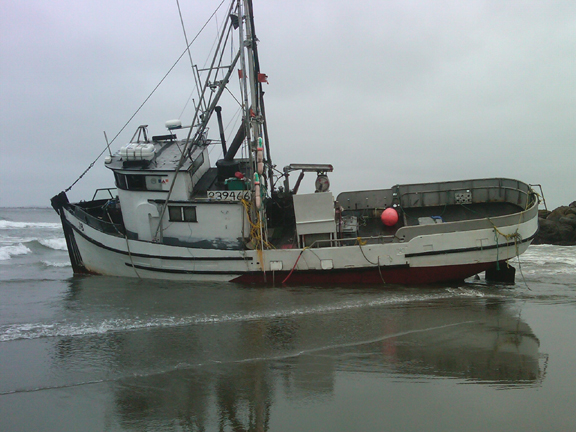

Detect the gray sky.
xmin=1 ymin=0 xmax=574 ymax=209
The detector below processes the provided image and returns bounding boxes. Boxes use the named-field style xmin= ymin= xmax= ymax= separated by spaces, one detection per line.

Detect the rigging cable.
xmin=175 ymin=0 xmax=206 ymax=112
xmin=104 ymin=204 xmax=141 ymax=279
xmin=154 ymin=2 xmax=239 ymax=241
xmin=63 ymin=0 xmax=228 ymax=193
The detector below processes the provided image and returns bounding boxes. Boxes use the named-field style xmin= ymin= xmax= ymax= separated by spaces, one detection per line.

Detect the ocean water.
xmin=1 ymin=207 xmax=575 ymax=431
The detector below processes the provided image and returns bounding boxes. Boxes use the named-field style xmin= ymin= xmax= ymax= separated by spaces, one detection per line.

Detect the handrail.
xmin=530 ymin=184 xmax=548 ymax=211
xmin=399 ymin=185 xmax=530 ymax=198
xmin=302 ymin=234 xmax=396 ymax=249
xmin=71 ymin=204 xmax=125 ymax=236
xmin=399 ymin=185 xmax=532 ymax=208
xmin=91 ymin=188 xmax=117 ymax=201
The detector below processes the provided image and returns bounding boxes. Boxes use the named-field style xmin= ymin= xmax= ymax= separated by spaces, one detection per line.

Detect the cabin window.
xmin=168 ymin=206 xmax=197 ymax=222
xmin=114 ymin=173 xmax=127 ymax=190
xmin=191 ymin=152 xmax=205 ymax=174
xmin=126 ymin=175 xmax=146 ymax=190
xmin=114 ymin=173 xmax=168 ymax=191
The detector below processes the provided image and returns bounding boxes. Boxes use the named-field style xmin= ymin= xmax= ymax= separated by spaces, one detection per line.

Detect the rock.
xmin=547 ymin=206 xmax=576 ymax=221
xmin=534 ymin=218 xmax=561 ymax=244
xmin=538 ymin=209 xmax=551 ymax=219
xmin=533 ymin=202 xmax=576 ymax=245
xmin=559 ymin=215 xmax=576 ymax=229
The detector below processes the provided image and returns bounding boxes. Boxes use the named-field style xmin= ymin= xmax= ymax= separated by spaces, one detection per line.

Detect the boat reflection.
xmin=58 ymin=277 xmax=545 ymax=431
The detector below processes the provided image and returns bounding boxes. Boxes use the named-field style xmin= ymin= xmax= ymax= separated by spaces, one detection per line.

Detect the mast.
xmin=240 ymin=0 xmax=269 ymax=262
xmin=242 ymin=0 xmax=270 ymax=190
xmin=237 ymin=0 xmax=253 ymax=171
xmin=245 ymin=0 xmax=274 ymax=192
xmin=152 ymin=0 xmax=272 ymax=255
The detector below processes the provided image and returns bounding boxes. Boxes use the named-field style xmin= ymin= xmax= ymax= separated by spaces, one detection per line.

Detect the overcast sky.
xmin=1 ymin=0 xmax=574 ymax=209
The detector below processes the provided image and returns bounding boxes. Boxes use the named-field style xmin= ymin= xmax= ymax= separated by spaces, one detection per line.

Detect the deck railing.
xmin=71 ymin=202 xmax=125 ymax=237
xmin=300 ymin=234 xmax=397 ymax=249
xmin=399 ymin=180 xmax=534 ymax=209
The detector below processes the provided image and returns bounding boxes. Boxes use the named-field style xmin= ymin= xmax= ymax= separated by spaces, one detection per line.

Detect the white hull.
xmin=61 ymin=200 xmax=538 ymax=284
xmin=50 ymin=3 xmax=541 ymax=287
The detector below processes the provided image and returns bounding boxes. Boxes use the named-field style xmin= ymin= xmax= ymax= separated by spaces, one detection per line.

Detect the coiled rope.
xmin=240 ymin=199 xmax=274 ymax=251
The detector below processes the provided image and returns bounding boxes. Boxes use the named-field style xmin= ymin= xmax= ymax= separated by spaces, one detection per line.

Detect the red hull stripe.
xmin=232 ymin=262 xmax=498 ymax=285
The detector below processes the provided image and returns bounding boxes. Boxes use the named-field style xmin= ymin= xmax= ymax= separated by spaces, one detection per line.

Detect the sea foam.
xmin=0 ymin=220 xmax=61 ymax=230
xmin=0 ymin=244 xmax=32 ymax=261
xmin=0 ymin=289 xmax=496 ymax=342
xmin=41 ymin=261 xmax=71 ymax=268
xmin=38 ymin=238 xmax=68 ymax=251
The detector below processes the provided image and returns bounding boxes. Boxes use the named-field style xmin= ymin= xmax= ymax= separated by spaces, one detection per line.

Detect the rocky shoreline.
xmin=533 ymin=201 xmax=576 ymax=245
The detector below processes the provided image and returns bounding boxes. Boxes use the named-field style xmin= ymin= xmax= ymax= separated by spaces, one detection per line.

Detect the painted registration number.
xmin=207 ymin=190 xmax=252 ymax=201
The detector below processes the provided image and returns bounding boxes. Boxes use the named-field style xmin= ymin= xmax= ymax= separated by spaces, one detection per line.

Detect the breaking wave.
xmin=37 ymin=238 xmax=67 ymax=251
xmin=41 ymin=261 xmax=71 ymax=268
xmin=0 ymin=220 xmax=61 ymax=230
xmin=0 ymin=239 xmax=67 ymax=262
xmin=0 ymin=243 xmax=32 ymax=261
xmin=521 ymin=245 xmax=576 ymax=274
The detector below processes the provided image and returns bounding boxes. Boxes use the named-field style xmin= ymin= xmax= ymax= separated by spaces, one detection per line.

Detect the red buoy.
xmin=381 ymin=208 xmax=399 ymax=226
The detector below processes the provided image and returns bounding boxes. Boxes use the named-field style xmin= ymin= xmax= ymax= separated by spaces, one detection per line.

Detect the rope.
xmin=457 ymin=203 xmax=527 ymax=277
xmin=516 ymin=249 xmax=531 ymax=290
xmin=356 ymin=237 xmax=386 ymax=283
xmin=176 ymin=0 xmax=204 ymax=112
xmin=240 ymin=199 xmax=274 ymax=250
xmin=64 ymin=0 xmax=227 ymax=193
xmin=490 ymin=218 xmax=522 ymax=270
xmin=282 ymin=247 xmax=309 ymax=284
xmin=356 ymin=237 xmax=378 ymax=265
xmin=65 ymin=147 xmax=109 ymax=193
xmin=492 ymin=221 xmax=531 ymax=289
xmin=105 ymin=204 xmax=141 ymax=278
xmin=240 ymin=198 xmax=273 ymax=278
xmin=377 ymin=256 xmax=386 ymax=284
xmin=356 ymin=237 xmax=386 ymax=284
xmin=124 ymin=234 xmax=141 ymax=279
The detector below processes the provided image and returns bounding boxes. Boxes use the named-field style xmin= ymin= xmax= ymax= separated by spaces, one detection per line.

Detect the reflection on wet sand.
xmin=57 ymin=278 xmax=545 ymax=431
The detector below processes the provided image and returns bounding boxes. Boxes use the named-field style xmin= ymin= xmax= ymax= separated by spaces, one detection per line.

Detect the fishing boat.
xmin=51 ymin=0 xmax=539 ymax=285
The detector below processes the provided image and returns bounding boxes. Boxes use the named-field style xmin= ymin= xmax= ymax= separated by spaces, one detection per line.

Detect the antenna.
xmin=103 ymin=131 xmax=112 ymax=157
